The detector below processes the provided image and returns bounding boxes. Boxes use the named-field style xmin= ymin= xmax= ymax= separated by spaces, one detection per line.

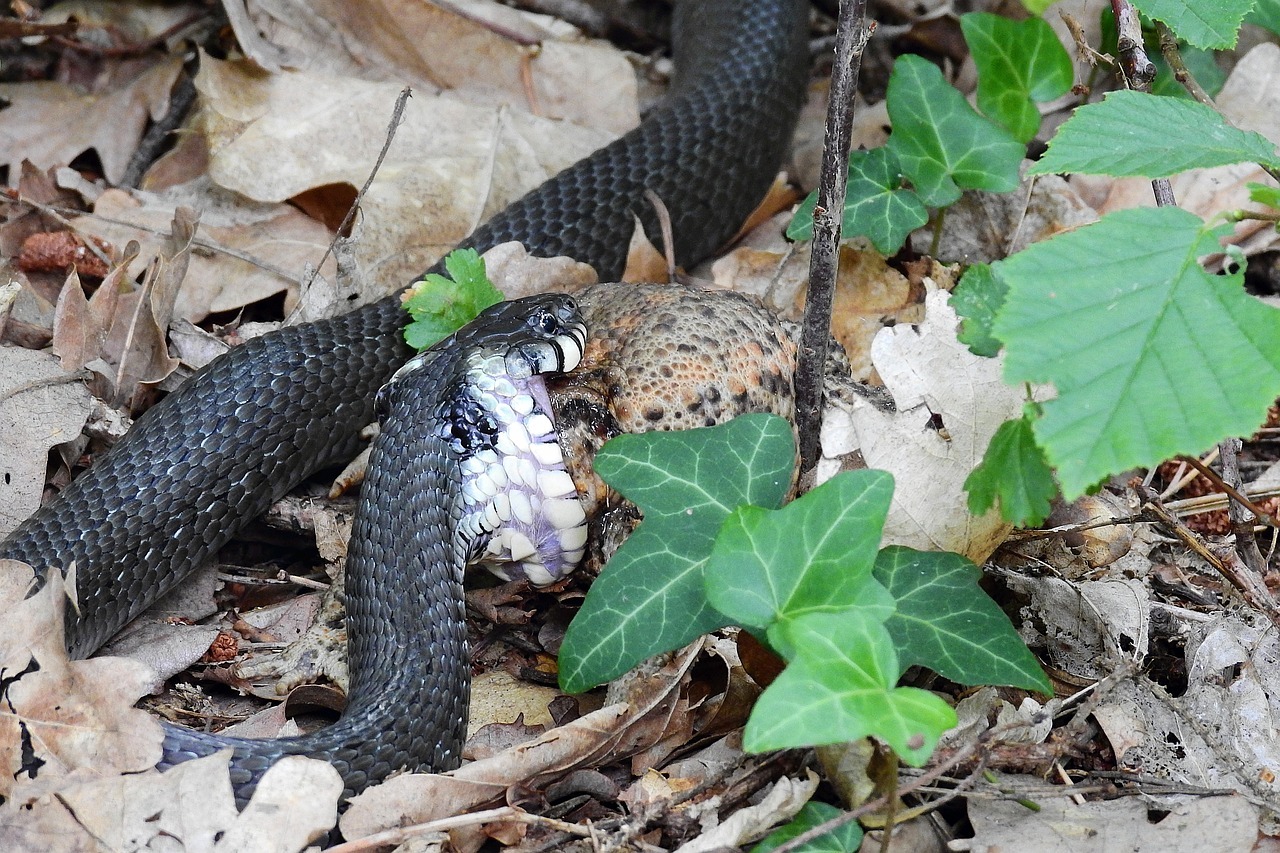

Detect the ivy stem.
xmin=796 ymin=0 xmax=872 ymax=474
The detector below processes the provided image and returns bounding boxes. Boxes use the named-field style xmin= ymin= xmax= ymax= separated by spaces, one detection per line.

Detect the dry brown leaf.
xmin=195 ymin=53 xmax=616 ymax=294
xmin=342 ymin=644 xmax=701 ymax=841
xmin=72 ymin=188 xmax=333 ymax=323
xmin=93 ymin=209 xmax=195 ymax=407
xmin=911 ymin=169 xmax=1098 ymax=264
xmin=0 ymin=350 xmax=92 ymax=537
xmin=0 ymin=55 xmax=183 ymax=185
xmin=673 ymin=770 xmax=819 ymax=853
xmin=51 ymin=246 xmax=136 ymax=373
xmin=0 ymin=562 xmax=164 ymax=804
xmin=234 ymin=0 xmax=638 ymax=134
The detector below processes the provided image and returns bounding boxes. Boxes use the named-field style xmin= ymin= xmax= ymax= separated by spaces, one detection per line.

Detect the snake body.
xmin=0 ymin=0 xmax=809 ymax=802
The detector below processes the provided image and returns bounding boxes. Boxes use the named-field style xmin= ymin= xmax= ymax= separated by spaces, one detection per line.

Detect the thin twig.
xmin=1218 ymin=439 xmax=1269 ymax=576
xmin=324 ymin=806 xmax=593 ymax=852
xmin=1152 ymin=22 xmax=1214 ymax=107
xmin=1110 ymin=0 xmax=1176 ymax=207
xmin=121 ymin=71 xmax=198 ymax=189
xmin=1136 ymin=481 xmax=1280 ymax=629
xmin=1177 ymin=451 xmax=1279 ymax=530
xmin=796 ymin=0 xmax=872 ymax=473
xmin=303 ymin=87 xmax=413 ymax=293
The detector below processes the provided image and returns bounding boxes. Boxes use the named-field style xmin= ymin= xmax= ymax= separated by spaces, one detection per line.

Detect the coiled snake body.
xmin=0 ymin=0 xmax=809 ymax=802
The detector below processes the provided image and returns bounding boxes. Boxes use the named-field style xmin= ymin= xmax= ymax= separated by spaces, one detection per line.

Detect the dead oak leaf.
xmin=0 ymin=562 xmax=164 ymax=803
xmin=0 ymin=55 xmax=183 ymax=185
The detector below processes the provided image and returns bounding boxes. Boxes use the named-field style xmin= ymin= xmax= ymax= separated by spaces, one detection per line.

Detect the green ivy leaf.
xmin=875 ymin=546 xmax=1052 ymax=693
xmin=952 ymin=263 xmax=1008 ymax=357
xmin=787 ymin=147 xmax=928 ymax=254
xmin=965 ymin=411 xmax=1058 ymax=526
xmin=558 ymin=414 xmax=795 ymax=693
xmin=402 ymin=248 xmax=504 ymax=350
xmin=706 ymin=470 xmax=897 ymax=633
xmin=752 ymin=803 xmax=863 ymax=853
xmin=1031 ymin=91 xmax=1280 ymax=178
xmin=748 ymin=610 xmax=957 ymax=765
xmin=885 ymin=55 xmax=1024 ymax=208
xmin=961 ymin=13 xmax=1074 ymax=143
xmin=1130 ymin=0 xmax=1251 ymax=49
xmin=994 ymin=206 xmax=1280 ymax=497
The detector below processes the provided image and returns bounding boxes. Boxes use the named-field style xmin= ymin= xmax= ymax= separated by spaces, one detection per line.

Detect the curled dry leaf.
xmin=0 ymin=349 xmax=92 ymax=537
xmin=672 ymin=769 xmax=818 ymax=853
xmin=0 ymin=561 xmax=163 ymax=804
xmin=93 ymin=208 xmax=195 ymax=408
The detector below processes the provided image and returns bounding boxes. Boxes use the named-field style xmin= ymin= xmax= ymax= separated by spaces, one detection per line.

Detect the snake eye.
xmin=534 ymin=309 xmax=558 ymax=335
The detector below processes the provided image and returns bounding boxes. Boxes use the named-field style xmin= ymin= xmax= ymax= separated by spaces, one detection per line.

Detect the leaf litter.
xmin=3 ymin=0 xmax=1280 ymax=850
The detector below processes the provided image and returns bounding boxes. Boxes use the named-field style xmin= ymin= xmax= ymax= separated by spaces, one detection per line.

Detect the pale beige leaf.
xmin=194 ymin=54 xmax=616 ymax=296
xmin=0 ymin=351 xmax=92 ymax=537
xmin=240 ymin=0 xmax=638 ymax=133
xmin=818 ymin=288 xmax=1031 ymax=562
xmin=10 ymin=750 xmax=339 ymax=853
xmin=966 ymin=776 xmax=1257 ymax=853
xmin=0 ymin=562 xmax=164 ymax=803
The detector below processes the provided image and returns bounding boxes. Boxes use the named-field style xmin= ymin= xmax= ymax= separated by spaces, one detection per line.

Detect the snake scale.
xmin=0 ymin=0 xmax=810 ymax=803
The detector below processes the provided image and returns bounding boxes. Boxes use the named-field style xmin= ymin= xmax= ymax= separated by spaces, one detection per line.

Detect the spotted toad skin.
xmin=550 ymin=283 xmax=799 ymax=567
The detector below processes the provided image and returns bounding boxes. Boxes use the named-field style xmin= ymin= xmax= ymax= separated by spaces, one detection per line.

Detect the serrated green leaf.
xmin=994 ymin=206 xmax=1280 ymax=497
xmin=965 ymin=411 xmax=1058 ymax=526
xmin=1031 ymin=91 xmax=1280 ymax=178
xmin=885 ymin=55 xmax=1024 ymax=208
xmin=1249 ymin=182 xmax=1280 ymax=209
xmin=875 ymin=546 xmax=1052 ymax=693
xmin=559 ymin=414 xmax=795 ymax=693
xmin=1130 ymin=0 xmax=1251 ymax=49
xmin=706 ymin=471 xmax=897 ymax=632
xmin=753 ymin=803 xmax=863 ymax=853
xmin=402 ymin=248 xmax=504 ymax=350
xmin=952 ymin=263 xmax=1008 ymax=357
xmin=787 ymin=147 xmax=928 ymax=253
xmin=961 ymin=13 xmax=1074 ymax=143
xmin=748 ymin=611 xmax=956 ymax=765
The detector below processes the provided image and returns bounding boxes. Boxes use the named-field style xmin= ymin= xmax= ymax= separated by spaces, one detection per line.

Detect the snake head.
xmin=499 ymin=296 xmax=587 ymax=379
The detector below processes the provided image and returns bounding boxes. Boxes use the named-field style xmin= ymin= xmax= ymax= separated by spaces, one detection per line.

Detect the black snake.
xmin=0 ymin=0 xmax=810 ymax=803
